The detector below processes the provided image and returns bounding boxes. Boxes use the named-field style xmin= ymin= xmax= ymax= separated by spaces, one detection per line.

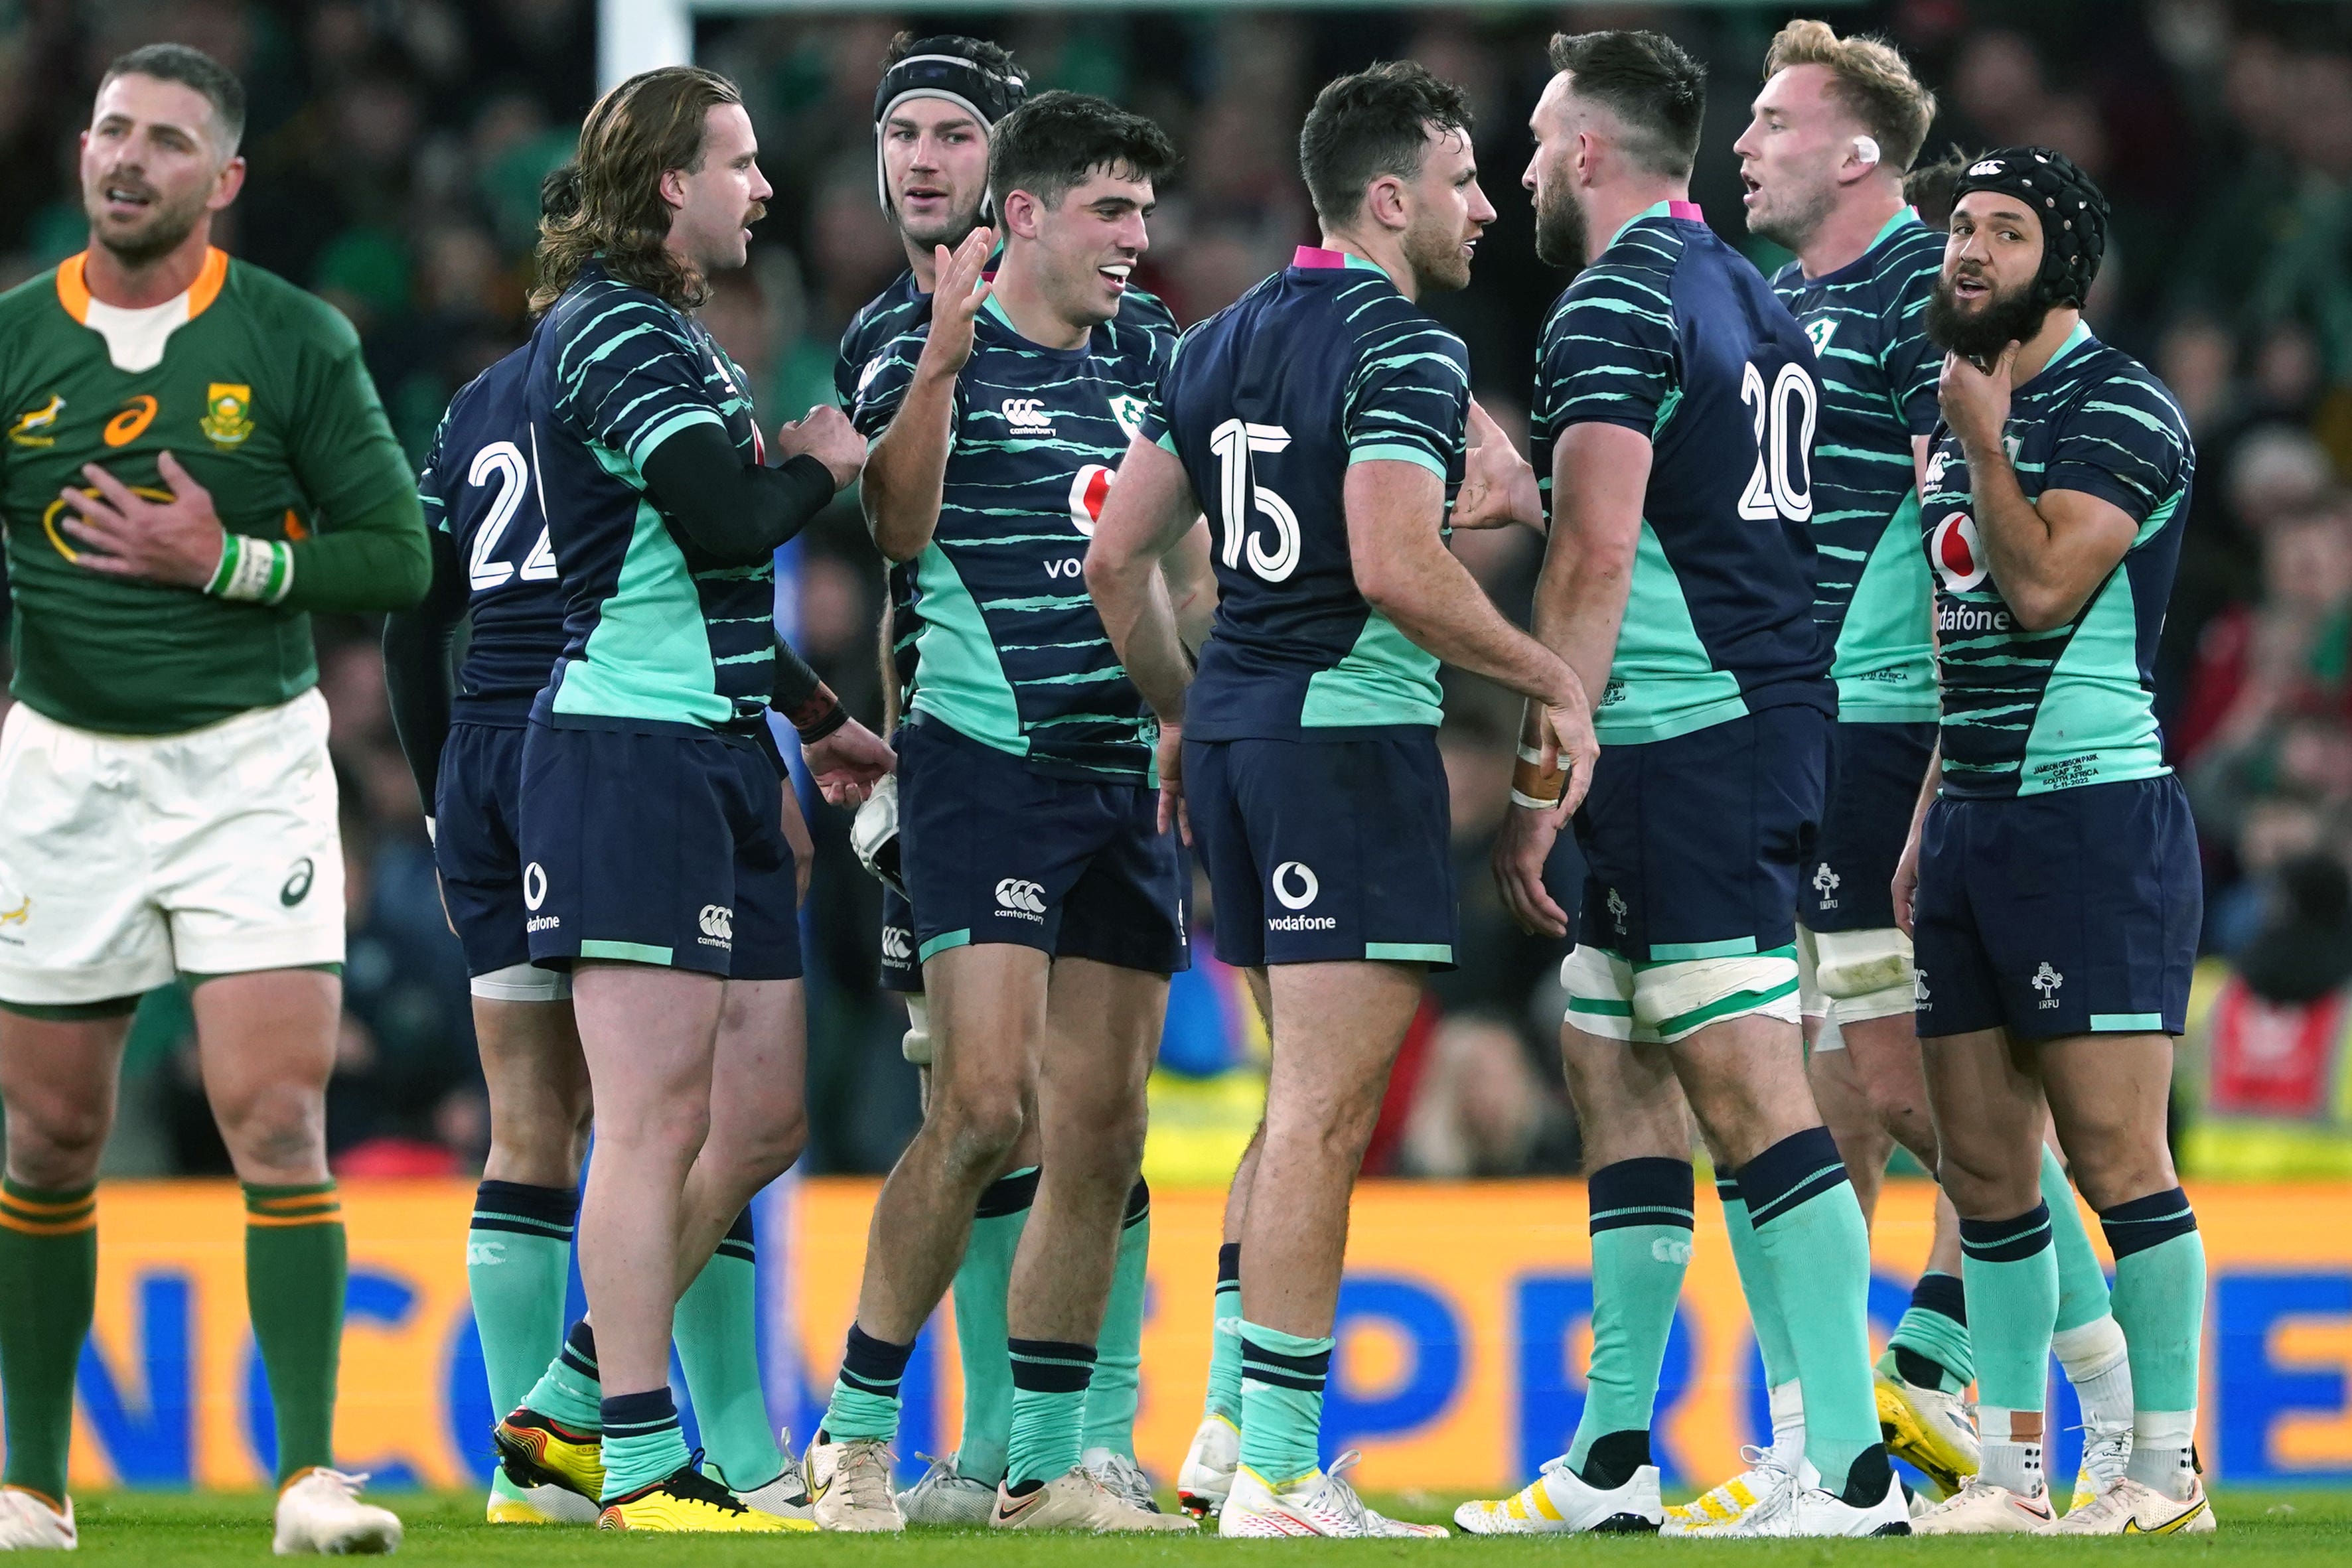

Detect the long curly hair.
xmin=530 ymin=66 xmax=741 ymax=313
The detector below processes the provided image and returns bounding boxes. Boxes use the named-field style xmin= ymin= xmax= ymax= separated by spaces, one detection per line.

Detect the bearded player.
xmin=1901 ymin=149 xmax=2208 ymax=1537
xmin=1665 ymin=21 xmax=2137 ymax=1528
xmin=0 ymin=44 xmax=421 ymax=1553
xmin=1477 ymin=30 xmax=1903 ymax=1537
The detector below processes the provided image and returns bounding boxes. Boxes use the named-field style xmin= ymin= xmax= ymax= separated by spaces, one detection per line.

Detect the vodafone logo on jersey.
xmin=1068 ymin=463 xmax=1116 ymax=537
xmin=1929 ymin=511 xmax=1990 ymax=593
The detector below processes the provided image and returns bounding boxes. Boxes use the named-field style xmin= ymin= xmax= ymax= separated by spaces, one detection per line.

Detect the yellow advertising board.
xmin=33 ymin=1178 xmax=2352 ymax=1492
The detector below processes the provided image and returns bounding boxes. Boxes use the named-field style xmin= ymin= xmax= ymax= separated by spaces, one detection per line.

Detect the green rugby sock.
xmin=1236 ymin=1322 xmax=1331 ymax=1490
xmin=675 ymin=1208 xmax=785 ymax=1490
xmin=1005 ymin=1338 xmax=1095 ymax=1488
xmin=601 ymin=1388 xmax=690 ymax=1500
xmin=1205 ymin=1242 xmax=1243 ymax=1423
xmin=244 ymin=1182 xmax=346 ymax=1480
xmin=526 ymin=1320 xmax=605 ymax=1433
xmin=2101 ymin=1189 xmax=2205 ymax=1497
xmin=0 ymin=1179 xmax=97 ymax=1504
xmin=1740 ymin=1132 xmax=1883 ymax=1498
xmin=952 ymin=1167 xmax=1034 ymax=1482
xmin=468 ymin=1181 xmax=576 ymax=1502
xmin=1718 ymin=1178 xmax=1800 ymax=1391
xmin=1568 ymin=1160 xmax=1692 ymax=1478
xmin=2045 ymin=1148 xmax=2113 ymax=1334
xmin=1960 ymin=1204 xmax=2059 ymax=1496
xmin=1082 ymin=1180 xmax=1150 ymax=1458
xmin=822 ymin=1323 xmax=913 ymax=1444
xmin=1883 ymin=1271 xmax=1972 ymax=1393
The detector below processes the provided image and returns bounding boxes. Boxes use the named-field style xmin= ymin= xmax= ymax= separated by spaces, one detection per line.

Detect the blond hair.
xmin=1763 ymin=19 xmax=1936 ymax=174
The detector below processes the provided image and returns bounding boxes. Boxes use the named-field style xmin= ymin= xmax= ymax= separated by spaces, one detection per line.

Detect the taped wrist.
xmin=772 ymin=641 xmax=847 ymax=741
xmin=1510 ymin=699 xmax=1566 ymax=810
xmin=206 ymin=533 xmax=294 ymax=604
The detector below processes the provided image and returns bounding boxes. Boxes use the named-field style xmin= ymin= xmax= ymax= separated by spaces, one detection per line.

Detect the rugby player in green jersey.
xmin=0 ymin=44 xmax=424 ymax=1555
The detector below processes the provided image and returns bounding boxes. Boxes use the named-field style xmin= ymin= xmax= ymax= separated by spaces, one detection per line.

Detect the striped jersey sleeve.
xmin=550 ymin=280 xmax=725 ymax=470
xmin=1536 ymin=229 xmax=1684 ymax=437
xmin=1341 ymin=296 xmax=1471 ymax=476
xmin=1879 ymin=236 xmax=1946 ymax=437
xmin=2043 ymin=369 xmax=2192 ymax=524
xmin=847 ymin=329 xmax=929 ymax=440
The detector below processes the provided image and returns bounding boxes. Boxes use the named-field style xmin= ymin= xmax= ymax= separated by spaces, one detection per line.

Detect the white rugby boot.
xmin=484 ymin=1481 xmax=599 ymax=1525
xmin=1911 ymin=1476 xmax=2057 ymax=1533
xmin=2069 ymin=1419 xmax=2133 ymax=1513
xmin=271 ymin=1468 xmax=403 ymax=1555
xmin=804 ymin=1435 xmax=903 ymax=1532
xmin=1789 ymin=1462 xmax=1913 ymax=1537
xmin=1175 ymin=1413 xmax=1238 ymax=1518
xmin=2041 ymin=1474 xmax=2216 ymax=1535
xmin=894 ymin=1453 xmax=996 ymax=1526
xmin=0 ymin=1489 xmax=74 ymax=1551
xmin=1455 ymin=1454 xmax=1660 ymax=1535
xmin=989 ymin=1467 xmax=1195 ymax=1532
xmin=1220 ymin=1453 xmax=1445 ymax=1537
xmin=1082 ymin=1448 xmax=1162 ymax=1513
xmin=1661 ymin=1445 xmax=1795 ymax=1535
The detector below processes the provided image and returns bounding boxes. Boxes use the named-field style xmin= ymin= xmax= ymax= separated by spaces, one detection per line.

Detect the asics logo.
xmin=523 ymin=862 xmax=549 ymax=911
xmin=699 ymin=904 xmax=733 ymax=940
xmin=1001 ymin=397 xmax=1053 ymax=433
xmin=1271 ymin=861 xmax=1319 ymax=910
xmin=995 ymin=879 xmax=1047 ymax=917
xmin=881 ymin=926 xmax=913 ymax=961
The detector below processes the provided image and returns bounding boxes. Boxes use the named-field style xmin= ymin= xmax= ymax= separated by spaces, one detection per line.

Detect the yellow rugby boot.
xmin=598 ymin=1463 xmax=810 ymax=1532
xmin=1874 ymin=1367 xmax=1979 ymax=1498
xmin=494 ymin=1405 xmax=605 ymax=1502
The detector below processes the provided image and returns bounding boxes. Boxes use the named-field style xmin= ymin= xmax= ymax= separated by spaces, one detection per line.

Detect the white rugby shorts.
xmin=0 ymin=690 xmax=345 ymax=1005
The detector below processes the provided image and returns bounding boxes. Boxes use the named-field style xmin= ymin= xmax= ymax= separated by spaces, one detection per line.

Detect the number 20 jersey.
xmin=414 ymin=342 xmax=567 ymax=725
xmin=1532 ymin=204 xmax=1831 ymax=745
xmin=1142 ymin=249 xmax=1471 ymax=741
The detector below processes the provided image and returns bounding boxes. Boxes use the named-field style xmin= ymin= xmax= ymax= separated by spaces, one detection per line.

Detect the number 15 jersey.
xmin=1533 ymin=202 xmax=1831 ymax=745
xmin=1142 ymin=247 xmax=1469 ymax=741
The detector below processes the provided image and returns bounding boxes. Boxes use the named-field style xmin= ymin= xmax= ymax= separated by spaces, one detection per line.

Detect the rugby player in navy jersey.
xmin=1087 ymin=61 xmax=1595 ymax=1537
xmin=804 ymin=93 xmax=1195 ymax=1535
xmin=384 ymin=175 xmax=824 ymax=1528
xmin=482 ymin=66 xmax=889 ymax=1532
xmin=832 ymin=38 xmax=1182 ymax=1522
xmin=1900 ymin=149 xmax=2209 ymax=1537
xmin=1475 ymin=30 xmax=1904 ymax=1537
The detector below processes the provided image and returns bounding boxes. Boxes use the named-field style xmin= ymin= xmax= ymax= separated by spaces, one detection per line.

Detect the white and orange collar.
xmin=56 ymin=247 xmax=228 ymax=374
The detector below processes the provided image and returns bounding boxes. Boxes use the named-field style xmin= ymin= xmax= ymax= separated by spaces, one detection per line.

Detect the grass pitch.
xmin=52 ymin=1488 xmax=2352 ymax=1563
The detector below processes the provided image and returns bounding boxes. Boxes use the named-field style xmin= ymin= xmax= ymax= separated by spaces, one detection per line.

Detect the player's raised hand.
xmin=1450 ymin=400 xmax=1543 ymax=530
xmin=917 ymin=226 xmax=995 ymax=379
xmin=56 ymin=451 xmax=229 ymax=589
xmin=776 ymin=405 xmax=866 ymax=491
xmin=1937 ymin=342 xmax=2019 ymax=451
xmin=1155 ymin=719 xmax=1189 ymax=845
xmin=802 ymin=716 xmax=896 ymax=808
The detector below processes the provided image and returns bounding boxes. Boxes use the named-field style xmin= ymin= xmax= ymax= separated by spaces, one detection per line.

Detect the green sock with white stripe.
xmin=467 ymin=1181 xmax=576 ymax=1503
xmin=2101 ymin=1188 xmax=2205 ymax=1499
xmin=1567 ymin=1159 xmax=1692 ymax=1480
xmin=1960 ymin=1204 xmax=2059 ymax=1497
xmin=2045 ymin=1147 xmax=2114 ymax=1333
xmin=1882 ymin=1271 xmax=1972 ymax=1394
xmin=1205 ymin=1242 xmax=1243 ymax=1424
xmin=1718 ymin=1178 xmax=1802 ymax=1391
xmin=525 ymin=1320 xmax=605 ymax=1435
xmin=601 ymin=1388 xmax=690 ymax=1501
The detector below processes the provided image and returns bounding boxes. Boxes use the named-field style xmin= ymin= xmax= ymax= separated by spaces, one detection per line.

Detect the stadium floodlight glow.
xmin=602 ymin=0 xmax=1863 ymax=90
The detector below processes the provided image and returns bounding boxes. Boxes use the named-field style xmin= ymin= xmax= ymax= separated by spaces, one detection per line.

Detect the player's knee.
xmin=1933 ymin=1142 xmax=2037 ymax=1219
xmin=2057 ymin=1125 xmax=2175 ymax=1212
xmin=930 ymin=1088 xmax=1026 ymax=1180
xmin=213 ymin=1080 xmax=327 ymax=1178
xmin=3 ymin=1094 xmax=111 ymax=1186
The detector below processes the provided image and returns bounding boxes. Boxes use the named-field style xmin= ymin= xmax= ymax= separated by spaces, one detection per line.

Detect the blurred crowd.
xmin=7 ymin=0 xmax=2352 ymax=1178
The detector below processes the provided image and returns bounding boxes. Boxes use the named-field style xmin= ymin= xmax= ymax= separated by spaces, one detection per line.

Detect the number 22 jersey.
xmin=1142 ymin=247 xmax=1471 ymax=741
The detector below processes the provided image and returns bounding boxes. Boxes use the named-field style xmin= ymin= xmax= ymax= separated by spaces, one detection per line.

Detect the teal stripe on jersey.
xmin=1925 ymin=328 xmax=2193 ymax=798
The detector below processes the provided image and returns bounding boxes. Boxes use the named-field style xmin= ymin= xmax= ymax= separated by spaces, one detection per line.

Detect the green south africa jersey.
xmin=1922 ymin=324 xmax=2194 ymax=798
xmin=1771 ymin=210 xmax=1944 ymax=721
xmin=0 ymin=248 xmax=415 ymax=734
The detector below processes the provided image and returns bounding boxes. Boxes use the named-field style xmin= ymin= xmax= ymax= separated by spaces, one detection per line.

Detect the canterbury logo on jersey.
xmin=994 ymin=879 xmax=1047 ymax=920
xmin=699 ymin=905 xmax=733 ymax=944
xmin=1001 ymin=397 xmax=1054 ymax=433
xmin=881 ymin=926 xmax=914 ymax=961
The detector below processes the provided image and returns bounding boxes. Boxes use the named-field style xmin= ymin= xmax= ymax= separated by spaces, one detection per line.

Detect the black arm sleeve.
xmin=639 ymin=421 xmax=837 ymax=566
xmin=381 ymin=526 xmax=469 ymax=813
